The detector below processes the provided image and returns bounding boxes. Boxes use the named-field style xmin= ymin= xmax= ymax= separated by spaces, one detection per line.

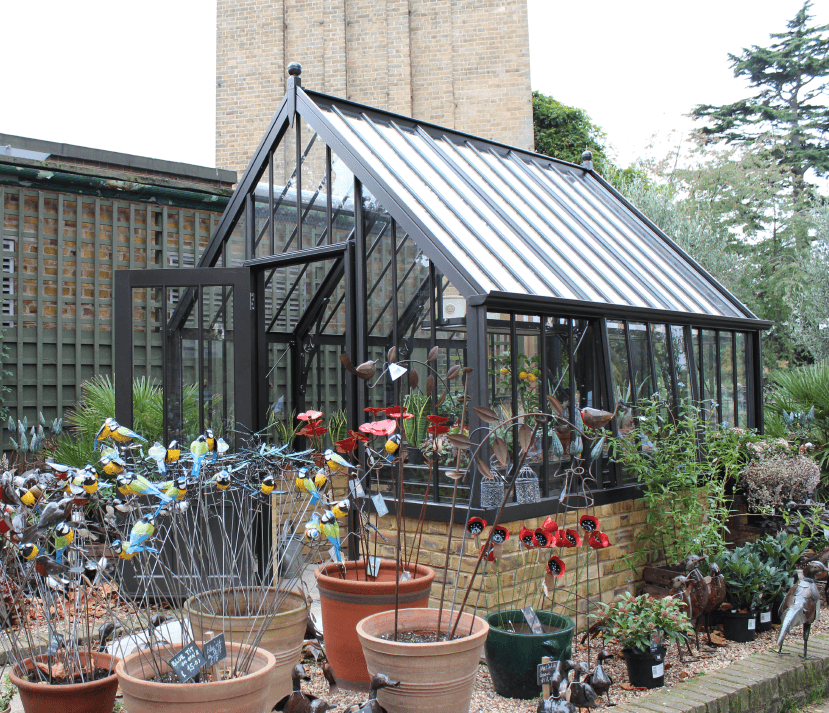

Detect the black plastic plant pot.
xmin=721 ymin=609 xmax=757 ymax=642
xmin=771 ymin=598 xmax=784 ymax=625
xmin=484 ymin=609 xmax=575 ymax=699
xmin=622 ymin=646 xmax=666 ymax=689
xmin=756 ymin=606 xmax=773 ymax=633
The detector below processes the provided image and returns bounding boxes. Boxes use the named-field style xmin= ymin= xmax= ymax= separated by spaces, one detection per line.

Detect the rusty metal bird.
xmin=777 ymin=561 xmax=828 ymax=658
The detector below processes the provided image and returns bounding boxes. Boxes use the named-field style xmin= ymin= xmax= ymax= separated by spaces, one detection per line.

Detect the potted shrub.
xmin=593 ymin=592 xmax=693 ymax=689
xmin=745 ymin=531 xmax=808 ymax=627
xmin=0 ymin=675 xmax=15 ymax=713
xmin=711 ymin=546 xmax=766 ymax=642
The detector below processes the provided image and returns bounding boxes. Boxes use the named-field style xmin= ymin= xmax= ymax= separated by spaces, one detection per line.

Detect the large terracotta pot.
xmin=116 ymin=641 xmax=275 ymax=713
xmin=315 ymin=559 xmax=435 ymax=689
xmin=357 ymin=607 xmax=489 ymax=713
xmin=9 ymin=651 xmax=119 ymax=713
xmin=184 ymin=586 xmax=309 ymax=702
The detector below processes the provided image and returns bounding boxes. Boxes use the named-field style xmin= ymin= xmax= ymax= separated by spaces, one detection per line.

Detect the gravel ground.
xmin=300 ymin=606 xmax=829 ymax=712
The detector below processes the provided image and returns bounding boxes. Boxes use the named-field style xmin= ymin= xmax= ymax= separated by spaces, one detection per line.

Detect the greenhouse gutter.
xmin=470 ymin=293 xmax=774 ymax=331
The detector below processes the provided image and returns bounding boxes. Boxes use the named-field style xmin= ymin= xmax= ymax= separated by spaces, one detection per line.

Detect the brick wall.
xmin=216 ymin=0 xmax=534 ymax=176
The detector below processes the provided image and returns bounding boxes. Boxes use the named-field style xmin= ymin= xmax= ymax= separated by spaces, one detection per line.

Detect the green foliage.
xmin=0 ymin=673 xmax=14 ymax=709
xmin=532 ymin=92 xmax=613 ymax=174
xmin=790 ymin=201 xmax=829 ymax=361
xmin=744 ymin=531 xmax=808 ymax=598
xmin=402 ymin=392 xmax=430 ymax=447
xmin=270 ymin=408 xmax=302 ymax=448
xmin=607 ymin=400 xmax=740 ymax=569
xmin=593 ymin=592 xmax=693 ymax=652
xmin=328 ymin=409 xmax=348 ymax=445
xmin=710 ymin=545 xmax=770 ymax=611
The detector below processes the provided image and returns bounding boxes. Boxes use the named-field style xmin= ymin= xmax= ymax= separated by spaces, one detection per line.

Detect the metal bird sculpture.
xmin=320 ymin=511 xmax=342 ymax=562
xmin=272 ymin=663 xmax=326 ymax=713
xmin=343 ymin=673 xmax=400 ymax=713
xmin=700 ymin=563 xmax=726 ymax=645
xmin=777 ymin=560 xmax=829 ymax=658
xmin=568 ymin=661 xmax=599 ymax=710
xmin=583 ymin=650 xmax=613 ymax=704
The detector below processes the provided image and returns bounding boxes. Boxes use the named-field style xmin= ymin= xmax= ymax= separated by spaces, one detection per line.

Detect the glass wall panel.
xmin=202 ymin=285 xmax=234 ymax=436
xmin=132 ymin=286 xmax=164 ymax=433
xmin=720 ymin=331 xmax=735 ymax=428
xmin=628 ymin=322 xmax=652 ymax=403
xmin=541 ymin=317 xmax=570 ymax=488
xmin=300 ymin=126 xmax=328 ymax=250
xmin=670 ymin=325 xmax=693 ymax=406
xmin=607 ymin=321 xmax=630 ymax=407
xmin=736 ymin=333 xmax=748 ymax=428
xmin=701 ymin=330 xmax=719 ymax=426
xmin=650 ymin=324 xmax=671 ymax=402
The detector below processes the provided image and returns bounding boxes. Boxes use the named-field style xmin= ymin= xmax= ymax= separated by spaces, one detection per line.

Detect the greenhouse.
xmin=113 ymin=66 xmax=770 ymax=523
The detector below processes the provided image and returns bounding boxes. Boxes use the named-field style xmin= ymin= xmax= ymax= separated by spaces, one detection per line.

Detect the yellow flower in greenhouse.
xmin=499 ymin=368 xmax=509 ymax=376
xmin=519 ymin=371 xmax=528 ymax=380
xmin=526 ymin=373 xmax=537 ymax=383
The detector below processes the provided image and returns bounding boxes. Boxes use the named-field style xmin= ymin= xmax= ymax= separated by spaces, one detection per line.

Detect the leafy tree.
xmin=532 ymin=91 xmax=614 ymax=173
xmin=692 ymin=2 xmax=829 ymax=205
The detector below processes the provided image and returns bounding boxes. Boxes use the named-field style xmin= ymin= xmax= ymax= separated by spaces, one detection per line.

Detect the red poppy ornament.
xmin=467 ymin=517 xmax=487 ymax=536
xmin=334 ymin=437 xmax=356 ymax=454
xmin=542 ymin=516 xmax=559 ymax=533
xmin=297 ymin=410 xmax=324 ymax=421
xmin=358 ymin=419 xmax=397 ymax=437
xmin=552 ymin=530 xmax=567 ymax=547
xmin=298 ymin=422 xmax=328 ymax=438
xmin=385 ymin=406 xmax=414 ymax=420
xmin=481 ymin=543 xmax=496 ymax=562
xmin=427 ymin=415 xmax=449 ymax=424
xmin=364 ymin=407 xmax=387 ymax=416
xmin=427 ymin=425 xmax=450 ymax=435
xmin=348 ymin=429 xmax=370 ymax=443
xmin=546 ymin=555 xmax=566 ymax=577
xmin=589 ymin=531 xmax=611 ymax=549
xmin=490 ymin=525 xmax=510 ymax=545
xmin=519 ymin=526 xmax=536 ymax=548
xmin=534 ymin=528 xmax=550 ymax=548
xmin=579 ymin=514 xmax=600 ymax=533
xmin=563 ymin=529 xmax=581 ymax=547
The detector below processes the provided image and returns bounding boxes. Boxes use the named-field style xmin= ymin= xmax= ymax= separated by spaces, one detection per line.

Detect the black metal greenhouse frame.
xmin=114 ymin=67 xmax=771 ymax=529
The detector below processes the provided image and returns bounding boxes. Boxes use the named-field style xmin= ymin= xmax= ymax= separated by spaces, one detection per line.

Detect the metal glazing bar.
xmin=599 ymin=318 xmax=622 ymax=488
xmin=732 ymin=331 xmax=739 ymax=427
xmin=715 ymin=330 xmax=723 ymax=425
xmin=539 ymin=317 xmax=549 ymax=497
xmin=245 ymin=193 xmax=254 ymax=262
xmin=326 ymin=145 xmax=333 ymax=246
xmin=684 ymin=325 xmax=700 ymax=404
xmin=198 ymin=286 xmax=205 ymax=433
xmin=296 ymin=121 xmax=302 ymax=251
xmin=510 ymin=314 xmax=519 ymax=500
xmin=665 ymin=323 xmax=680 ymax=413
xmin=568 ymin=319 xmax=576 ymax=467
xmin=269 ymin=150 xmax=275 ymax=255
xmin=646 ymin=323 xmax=658 ymax=403
xmin=429 ymin=261 xmax=439 ymax=502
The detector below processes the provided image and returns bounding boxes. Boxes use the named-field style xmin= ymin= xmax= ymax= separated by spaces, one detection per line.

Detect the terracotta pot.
xmin=9 ymin=651 xmax=120 ymax=713
xmin=316 ymin=559 xmax=435 ymax=689
xmin=116 ymin=641 xmax=275 ymax=713
xmin=184 ymin=586 xmax=309 ymax=702
xmin=357 ymin=607 xmax=489 ymax=713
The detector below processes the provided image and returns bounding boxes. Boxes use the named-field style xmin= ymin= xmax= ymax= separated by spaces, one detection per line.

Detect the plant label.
xmin=747 ymin=617 xmax=756 ymax=630
xmin=388 ymin=364 xmax=407 ymax=381
xmin=760 ymin=611 xmax=771 ymax=623
xmin=521 ymin=606 xmax=544 ymax=634
xmin=328 ymin=546 xmax=340 ymax=562
xmin=536 ymin=660 xmax=556 ymax=686
xmin=649 ymin=631 xmax=663 ymax=652
xmin=400 ymin=570 xmax=411 ymax=581
xmin=651 ymin=663 xmax=664 ymax=678
xmin=367 ymin=556 xmax=382 ymax=577
xmin=169 ymin=643 xmax=207 ymax=683
xmin=202 ymin=633 xmax=226 ymax=668
xmin=350 ymin=479 xmax=365 ymax=498
xmin=371 ymin=493 xmax=389 ymax=517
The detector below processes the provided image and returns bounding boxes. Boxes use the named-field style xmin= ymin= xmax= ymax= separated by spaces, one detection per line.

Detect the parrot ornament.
xmin=321 ymin=510 xmax=342 ymax=562
xmin=53 ymin=522 xmax=74 ymax=563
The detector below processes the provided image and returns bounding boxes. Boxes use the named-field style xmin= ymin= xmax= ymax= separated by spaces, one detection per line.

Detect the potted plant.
xmin=0 ymin=675 xmax=15 ymax=713
xmin=744 ymin=531 xmax=808 ymax=627
xmin=711 ymin=546 xmax=766 ymax=642
xmin=593 ymin=592 xmax=693 ymax=689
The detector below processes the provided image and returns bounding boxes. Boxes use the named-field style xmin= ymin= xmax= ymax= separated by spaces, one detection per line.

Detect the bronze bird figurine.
xmin=583 ymin=650 xmax=613 ymax=703
xmin=777 ymin=561 xmax=829 ymax=658
xmin=806 ymin=546 xmax=829 ymax=602
xmin=579 ymin=405 xmax=617 ymax=429
xmin=567 ymin=661 xmax=599 ymax=710
xmin=344 ymin=673 xmax=400 ymax=713
xmin=540 ymin=644 xmax=575 ymax=699
xmin=671 ymin=574 xmax=706 ymax=658
xmin=537 ymin=697 xmax=577 ymax=713
xmin=322 ymin=660 xmax=338 ymax=697
xmin=273 ymin=663 xmax=325 ymax=713
xmin=700 ymin=563 xmax=726 ymax=645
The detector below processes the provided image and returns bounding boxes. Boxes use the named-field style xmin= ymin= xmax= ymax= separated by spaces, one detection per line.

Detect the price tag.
xmin=350 ymin=479 xmax=365 ymax=498
xmin=169 ymin=643 xmax=207 ymax=683
xmin=747 ymin=617 xmax=756 ymax=630
xmin=521 ymin=606 xmax=544 ymax=635
xmin=367 ymin=556 xmax=381 ymax=577
xmin=536 ymin=660 xmax=556 ymax=686
xmin=202 ymin=633 xmax=226 ymax=668
xmin=652 ymin=663 xmax=664 ymax=678
xmin=371 ymin=493 xmax=389 ymax=517
xmin=760 ymin=611 xmax=771 ymax=623
xmin=388 ymin=364 xmax=407 ymax=381
xmin=400 ymin=570 xmax=411 ymax=582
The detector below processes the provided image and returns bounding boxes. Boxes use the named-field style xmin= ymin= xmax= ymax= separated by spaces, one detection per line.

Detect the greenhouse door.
xmin=113 ymin=267 xmax=257 ymax=450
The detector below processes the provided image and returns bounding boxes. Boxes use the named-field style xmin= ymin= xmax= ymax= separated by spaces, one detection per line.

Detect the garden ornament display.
xmin=583 ymin=650 xmax=613 ymax=703
xmin=343 ymin=673 xmax=401 ymax=713
xmin=538 ymin=653 xmax=574 ymax=700
xmin=567 ymin=661 xmax=599 ymax=710
xmin=701 ymin=563 xmax=726 ymax=645
xmin=777 ymin=560 xmax=829 ymax=657
xmin=537 ymin=697 xmax=577 ymax=713
xmin=671 ymin=567 xmax=708 ymax=655
xmin=273 ymin=663 xmax=327 ymax=713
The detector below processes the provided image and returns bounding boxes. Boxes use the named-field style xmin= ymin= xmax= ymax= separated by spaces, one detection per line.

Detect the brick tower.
xmin=216 ymin=0 xmax=533 ymax=176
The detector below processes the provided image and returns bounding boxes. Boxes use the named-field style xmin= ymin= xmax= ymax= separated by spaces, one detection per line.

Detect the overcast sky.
xmin=1 ymin=1 xmax=827 ymax=174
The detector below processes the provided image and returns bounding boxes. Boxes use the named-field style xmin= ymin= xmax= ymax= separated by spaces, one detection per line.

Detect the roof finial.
xmin=287 ymin=62 xmax=302 ymax=77
xmin=581 ymin=150 xmax=593 ymax=170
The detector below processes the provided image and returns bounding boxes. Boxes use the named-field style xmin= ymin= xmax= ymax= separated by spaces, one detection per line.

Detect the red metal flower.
xmin=334 ymin=437 xmax=356 ymax=454
xmin=297 ymin=410 xmax=324 ymax=421
xmin=427 ymin=425 xmax=450 ymax=435
xmin=552 ymin=530 xmax=567 ymax=547
xmin=490 ymin=525 xmax=510 ymax=545
xmin=546 ymin=555 xmax=566 ymax=577
xmin=347 ymin=429 xmax=370 ymax=443
xmin=385 ymin=406 xmax=414 ymax=419
xmin=534 ymin=528 xmax=550 ymax=548
xmin=589 ymin=531 xmax=611 ymax=549
xmin=481 ymin=543 xmax=496 ymax=562
xmin=364 ymin=407 xmax=387 ymax=415
xmin=519 ymin=526 xmax=536 ymax=548
xmin=579 ymin=515 xmax=600 ymax=533
xmin=358 ymin=419 xmax=397 ymax=437
xmin=298 ymin=423 xmax=328 ymax=438
xmin=467 ymin=517 xmax=487 ymax=536
xmin=542 ymin=516 xmax=559 ymax=533
xmin=427 ymin=415 xmax=450 ymax=424
xmin=563 ymin=529 xmax=581 ymax=547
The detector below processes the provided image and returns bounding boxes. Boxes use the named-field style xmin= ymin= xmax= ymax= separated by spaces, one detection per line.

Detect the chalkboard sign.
xmin=537 ymin=660 xmax=557 ymax=685
xmin=169 ymin=643 xmax=207 ymax=683
xmin=202 ymin=633 xmax=227 ymax=668
xmin=522 ymin=606 xmax=544 ymax=634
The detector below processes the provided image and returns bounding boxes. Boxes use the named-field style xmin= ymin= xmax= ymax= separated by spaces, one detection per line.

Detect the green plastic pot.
xmin=484 ymin=609 xmax=574 ymax=700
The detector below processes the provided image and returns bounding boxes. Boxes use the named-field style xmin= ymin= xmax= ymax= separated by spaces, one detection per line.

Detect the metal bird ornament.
xmin=272 ymin=663 xmax=327 ymax=713
xmin=384 ymin=434 xmax=401 ymax=460
xmin=190 ymin=435 xmax=210 ymax=477
xmin=332 ymin=498 xmax=350 ymax=519
xmin=584 ymin=650 xmax=613 ymax=704
xmin=125 ymin=515 xmax=159 ymax=556
xmin=320 ymin=511 xmax=342 ymax=562
xmin=53 ymin=521 xmax=74 ymax=563
xmin=94 ymin=417 xmax=146 ymax=449
xmin=344 ymin=672 xmax=401 ymax=713
xmin=323 ymin=449 xmax=352 ymax=473
xmin=296 ymin=468 xmax=323 ymax=505
xmin=777 ymin=560 xmax=829 ymax=657
xmin=579 ymin=405 xmax=617 ymax=429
